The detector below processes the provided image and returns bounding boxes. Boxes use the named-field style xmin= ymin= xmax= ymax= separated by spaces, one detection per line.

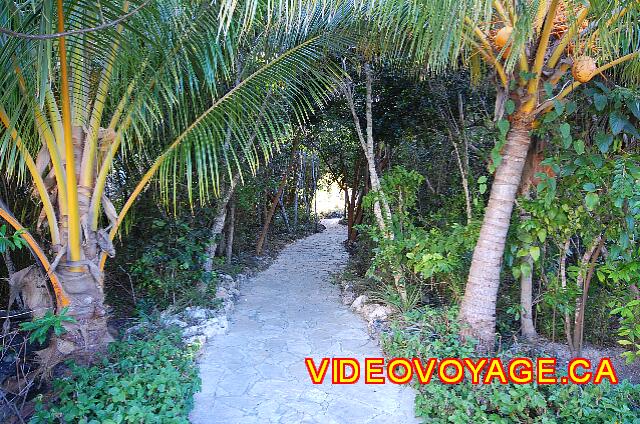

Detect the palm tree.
xmin=0 ymin=0 xmax=347 ymax=360
xmin=370 ymin=0 xmax=640 ymax=349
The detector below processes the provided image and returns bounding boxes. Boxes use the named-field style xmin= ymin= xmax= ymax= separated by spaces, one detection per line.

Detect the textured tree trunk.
xmin=460 ymin=117 xmax=533 ymax=351
xmin=53 ymin=264 xmax=112 ymax=362
xmin=520 ymin=255 xmax=537 ymax=340
xmin=342 ymin=65 xmax=391 ymax=235
xmin=203 ymin=174 xmax=240 ymax=273
xmin=518 ymin=195 xmax=537 ymax=341
xmin=12 ymin=249 xmax=112 ymax=364
xmin=573 ymin=236 xmax=604 ymax=356
xmin=226 ymin=198 xmax=235 ymax=264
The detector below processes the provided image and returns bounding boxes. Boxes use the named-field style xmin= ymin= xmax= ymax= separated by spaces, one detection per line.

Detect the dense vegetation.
xmin=1 ymin=0 xmax=640 ymax=422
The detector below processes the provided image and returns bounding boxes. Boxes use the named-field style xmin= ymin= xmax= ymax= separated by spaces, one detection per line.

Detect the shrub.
xmin=129 ymin=218 xmax=217 ymax=309
xmin=382 ymin=307 xmax=640 ymax=423
xmin=30 ymin=327 xmax=201 ymax=424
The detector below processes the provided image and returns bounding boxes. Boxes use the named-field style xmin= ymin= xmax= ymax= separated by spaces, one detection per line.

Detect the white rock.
xmin=162 ymin=316 xmax=188 ymax=328
xmin=367 ymin=305 xmax=393 ymax=321
xmin=342 ymin=290 xmax=356 ymax=306
xmin=350 ymin=295 xmax=368 ymax=312
xmin=184 ymin=306 xmax=208 ymax=321
xmin=199 ymin=316 xmax=229 ymax=338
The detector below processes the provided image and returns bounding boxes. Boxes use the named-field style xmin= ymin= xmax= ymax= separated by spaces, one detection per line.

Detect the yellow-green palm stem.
xmin=0 ymin=107 xmax=60 ymax=245
xmin=465 ymin=17 xmax=494 ymax=53
xmin=57 ymin=0 xmax=82 ymax=264
xmin=45 ymin=90 xmax=64 ymax=152
xmin=34 ymin=108 xmax=68 ymax=212
xmin=0 ymin=206 xmax=68 ymax=308
xmin=89 ymin=130 xmax=124 ymax=230
xmin=71 ymin=39 xmax=88 ymax=126
xmin=523 ymin=0 xmax=560 ymax=114
xmin=466 ymin=38 xmax=508 ymax=88
xmin=534 ymin=0 xmax=549 ymax=34
xmin=547 ymin=5 xmax=590 ymax=69
xmin=81 ymin=2 xmax=130 ymax=190
xmin=492 ymin=0 xmax=511 ymax=25
xmin=13 ymin=64 xmax=69 ymax=212
xmin=537 ymin=52 xmax=639 ymax=115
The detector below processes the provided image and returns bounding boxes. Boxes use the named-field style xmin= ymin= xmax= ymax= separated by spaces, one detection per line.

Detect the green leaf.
xmin=593 ymin=93 xmax=608 ymax=111
xmin=520 ymin=261 xmax=532 ymax=278
xmin=544 ymin=82 xmax=554 ymax=97
xmin=609 ymin=111 xmax=628 ymax=135
xmin=537 ymin=229 xmax=547 ymax=243
xmin=585 ymin=192 xmax=599 ymax=211
xmin=543 ymin=111 xmax=558 ymax=123
xmin=529 ymin=246 xmax=541 ymax=262
xmin=573 ymin=139 xmax=585 ymax=155
xmin=595 ymin=131 xmax=613 ymax=153
xmin=559 ymin=122 xmax=571 ymax=140
xmin=553 ymin=99 xmax=564 ymax=115
xmin=497 ymin=119 xmax=510 ymax=137
xmin=627 ymin=99 xmax=640 ymax=119
xmin=505 ymin=99 xmax=515 ymax=115
xmin=583 ymin=182 xmax=596 ymax=192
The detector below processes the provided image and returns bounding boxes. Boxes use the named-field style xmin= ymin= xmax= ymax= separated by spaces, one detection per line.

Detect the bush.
xmin=129 ymin=217 xmax=217 ymax=309
xmin=382 ymin=307 xmax=640 ymax=423
xmin=30 ymin=327 xmax=201 ymax=424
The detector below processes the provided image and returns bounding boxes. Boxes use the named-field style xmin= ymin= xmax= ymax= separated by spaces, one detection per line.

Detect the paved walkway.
xmin=190 ymin=219 xmax=419 ymax=424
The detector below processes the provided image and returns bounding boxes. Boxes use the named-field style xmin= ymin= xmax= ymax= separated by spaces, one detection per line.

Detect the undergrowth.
xmin=382 ymin=307 xmax=640 ymax=423
xmin=29 ymin=326 xmax=201 ymax=424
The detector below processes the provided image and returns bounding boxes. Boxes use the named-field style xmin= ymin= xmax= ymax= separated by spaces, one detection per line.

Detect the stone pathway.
xmin=190 ymin=219 xmax=419 ymax=424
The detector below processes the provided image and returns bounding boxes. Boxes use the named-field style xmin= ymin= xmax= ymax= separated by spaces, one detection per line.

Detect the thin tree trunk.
xmin=279 ymin=194 xmax=290 ymax=232
xmin=226 ymin=197 xmax=235 ymax=264
xmin=460 ymin=117 xmax=533 ymax=351
xmin=520 ymin=255 xmax=537 ymax=340
xmin=450 ymin=132 xmax=472 ymax=225
xmin=342 ymin=65 xmax=390 ymax=234
xmin=256 ymin=140 xmax=299 ymax=255
xmin=294 ymin=152 xmax=301 ymax=228
xmin=560 ymin=238 xmax=575 ymax=353
xmin=203 ymin=174 xmax=240 ymax=273
xmin=216 ymin=225 xmax=227 ymax=257
xmin=573 ymin=235 xmax=604 ymax=355
xmin=518 ymin=194 xmax=537 ymax=340
xmin=3 ymin=250 xmax=15 ymax=276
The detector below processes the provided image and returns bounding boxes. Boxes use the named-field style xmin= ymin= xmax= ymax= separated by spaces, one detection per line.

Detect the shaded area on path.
xmin=190 ymin=219 xmax=418 ymax=424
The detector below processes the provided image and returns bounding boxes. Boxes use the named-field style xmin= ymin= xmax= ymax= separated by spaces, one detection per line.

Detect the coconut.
xmin=572 ymin=56 xmax=597 ymax=83
xmin=494 ymin=26 xmax=513 ymax=49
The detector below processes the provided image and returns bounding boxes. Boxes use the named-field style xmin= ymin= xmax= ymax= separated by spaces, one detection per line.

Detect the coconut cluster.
xmin=489 ymin=3 xmax=597 ymax=82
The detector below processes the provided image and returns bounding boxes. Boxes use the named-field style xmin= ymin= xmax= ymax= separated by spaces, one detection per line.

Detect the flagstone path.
xmin=190 ymin=219 xmax=419 ymax=424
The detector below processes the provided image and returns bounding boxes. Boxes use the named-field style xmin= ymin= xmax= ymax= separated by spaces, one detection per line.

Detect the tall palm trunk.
xmin=460 ymin=117 xmax=532 ymax=350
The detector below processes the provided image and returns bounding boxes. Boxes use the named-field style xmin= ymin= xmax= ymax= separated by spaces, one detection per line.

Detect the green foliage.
xmin=129 ymin=217 xmax=217 ymax=310
xmin=362 ymin=166 xmax=479 ymax=309
xmin=383 ymin=307 xmax=640 ymax=424
xmin=503 ymin=85 xmax=640 ymax=353
xmin=406 ymin=223 xmax=479 ymax=300
xmin=30 ymin=328 xmax=201 ymax=424
xmin=0 ymin=225 xmax=26 ymax=253
xmin=610 ymin=299 xmax=640 ymax=364
xmin=18 ymin=307 xmax=76 ymax=345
